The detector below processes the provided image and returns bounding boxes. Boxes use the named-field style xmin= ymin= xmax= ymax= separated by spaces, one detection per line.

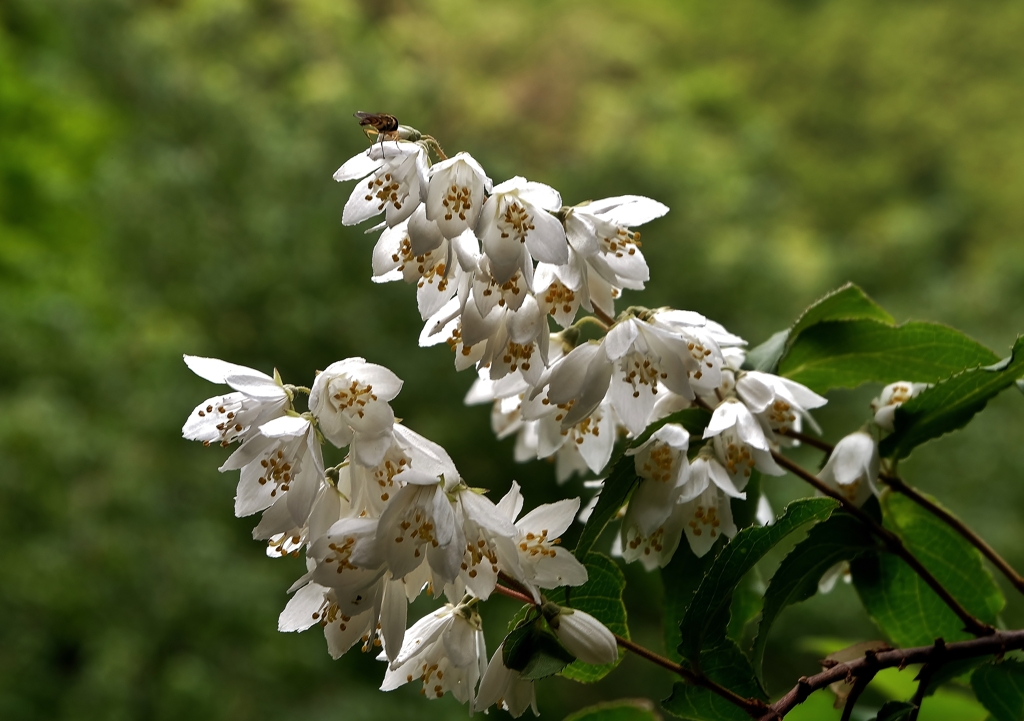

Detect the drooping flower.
xmin=475 ymin=644 xmax=539 ymax=717
xmin=819 ymin=431 xmax=880 ymax=507
xmin=735 ymin=370 xmax=828 ymax=436
xmin=220 ymin=414 xmax=325 ymax=526
xmin=308 ymin=358 xmax=404 ymax=467
xmin=496 ymin=483 xmax=588 ymax=602
xmin=182 ymin=355 xmax=290 ymax=447
xmin=544 ymin=605 xmax=618 ymax=665
xmin=477 ymin=177 xmax=568 ymax=283
xmin=379 ymin=602 xmax=487 ymax=706
xmin=426 ymin=152 xmax=491 ymax=239
xmin=871 ymin=381 xmax=930 ymax=431
xmin=335 ymin=142 xmax=429 ymax=228
xmin=704 ymin=399 xmax=784 ymax=487
xmin=678 ymin=482 xmax=738 ymax=558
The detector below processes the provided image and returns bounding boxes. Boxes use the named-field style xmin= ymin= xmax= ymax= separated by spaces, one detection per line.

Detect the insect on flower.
xmin=354 ymin=111 xmax=401 ymax=157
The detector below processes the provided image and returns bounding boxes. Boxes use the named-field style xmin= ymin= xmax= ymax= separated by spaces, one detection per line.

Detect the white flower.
xmin=475 ymin=644 xmax=539 ymax=717
xmin=426 ymin=152 xmax=491 ymax=239
xmin=819 ymin=431 xmax=880 ymax=507
xmin=279 ymin=566 xmax=409 ymax=660
xmin=533 ymin=262 xmax=583 ymax=329
xmin=678 ymin=483 xmax=738 ymax=558
xmin=543 ymin=317 xmax=702 ymax=437
xmin=220 ymin=414 xmax=325 ymax=526
xmin=380 ymin=602 xmax=487 ymax=706
xmin=480 ymin=295 xmax=550 ymax=386
xmin=705 ymin=399 xmax=784 ymax=487
xmin=182 ymin=355 xmax=290 ymax=446
xmin=308 ymin=516 xmax=388 ymax=598
xmin=375 ymin=477 xmax=462 ymax=584
xmin=871 ymin=381 xmax=930 ymax=431
xmin=545 ymin=606 xmax=618 ymax=665
xmin=448 ymin=484 xmax=518 ymax=600
xmin=735 ymin=371 xmax=828 ymax=435
xmin=335 ymin=142 xmax=429 ymax=228
xmin=308 ymin=358 xmax=403 ymax=467
xmin=621 ymin=425 xmax=691 ymax=569
xmin=477 ymin=177 xmax=568 ymax=283
xmin=498 ymin=484 xmax=589 ymax=602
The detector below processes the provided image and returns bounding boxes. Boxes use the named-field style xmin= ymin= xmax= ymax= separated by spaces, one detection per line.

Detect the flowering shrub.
xmin=184 ymin=116 xmax=1024 ymax=720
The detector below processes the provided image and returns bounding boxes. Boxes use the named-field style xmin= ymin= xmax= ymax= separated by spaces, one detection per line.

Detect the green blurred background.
xmin=3 ymin=0 xmax=1024 ymax=719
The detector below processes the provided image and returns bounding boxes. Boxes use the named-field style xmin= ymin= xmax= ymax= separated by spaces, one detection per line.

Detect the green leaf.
xmin=664 ymin=499 xmax=838 ymax=719
xmin=661 ymin=539 xmax=726 ymax=664
xmin=880 ymin=336 xmax=1024 ymax=460
xmin=745 ymin=329 xmax=790 ymax=373
xmin=752 ymin=511 xmax=877 ymax=683
xmin=852 ymin=493 xmax=1004 ymax=647
xmin=972 ymin=660 xmax=1024 ymax=721
xmin=503 ymin=615 xmax=575 ymax=680
xmin=745 ymin=283 xmax=895 ymax=373
xmin=576 ymin=452 xmax=639 ymax=559
xmin=549 ymin=553 xmax=628 ymax=683
xmin=664 ymin=640 xmax=768 ymax=719
xmin=563 ymin=699 xmax=663 ymax=721
xmin=872 ymin=701 xmax=917 ymax=721
xmin=678 ymin=497 xmax=839 ymax=665
xmin=779 ymin=320 xmax=999 ymax=394
xmin=726 ymin=568 xmax=764 ymax=644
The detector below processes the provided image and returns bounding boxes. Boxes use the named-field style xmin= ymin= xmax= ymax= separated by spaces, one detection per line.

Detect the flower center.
xmin=258 ymin=448 xmax=296 ymax=497
xmin=331 ymin=378 xmax=378 ymax=419
xmin=767 ymin=399 xmax=796 ymax=431
xmin=720 ymin=439 xmax=755 ymax=478
xmin=442 ymin=182 xmax=473 ymax=222
xmin=640 ymin=443 xmax=675 ymax=482
xmin=395 ymin=510 xmax=439 ymax=559
xmin=619 ymin=352 xmax=668 ymax=398
xmin=197 ymin=396 xmax=246 ymax=447
xmin=323 ymin=535 xmax=360 ymax=575
xmin=600 ymin=226 xmax=641 ymax=257
xmin=365 ymin=171 xmax=404 ymax=212
xmin=498 ymin=200 xmax=535 ymax=244
xmin=519 ymin=529 xmax=560 ymax=558
xmin=687 ymin=504 xmax=721 ymax=538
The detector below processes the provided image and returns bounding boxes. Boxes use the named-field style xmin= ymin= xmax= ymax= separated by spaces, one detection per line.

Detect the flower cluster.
xmin=333 ymin=136 xmax=832 ymax=566
xmin=182 ymin=122 xmax=938 ymax=717
xmin=183 ymin=354 xmax=613 ymax=714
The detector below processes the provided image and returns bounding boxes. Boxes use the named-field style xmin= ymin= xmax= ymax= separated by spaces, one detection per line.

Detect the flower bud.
xmin=545 ymin=605 xmax=618 ymax=665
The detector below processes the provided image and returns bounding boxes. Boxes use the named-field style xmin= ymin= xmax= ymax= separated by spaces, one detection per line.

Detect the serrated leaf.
xmin=872 ymin=701 xmax=916 ymax=721
xmin=677 ymin=498 xmax=839 ymax=666
xmin=563 ymin=699 xmax=662 ymax=721
xmin=972 ymin=660 xmax=1024 ymax=721
xmin=576 ymin=409 xmax=712 ymax=559
xmin=880 ymin=336 xmax=1024 ymax=460
xmin=576 ymin=452 xmax=638 ymax=559
xmin=779 ymin=320 xmax=999 ymax=394
xmin=752 ymin=512 xmax=877 ymax=684
xmin=549 ymin=553 xmax=628 ymax=683
xmin=664 ymin=640 xmax=767 ymax=719
xmin=744 ymin=283 xmax=894 ymax=373
xmin=726 ymin=568 xmax=764 ymax=644
xmin=745 ymin=329 xmax=790 ymax=373
xmin=661 ymin=539 xmax=725 ymax=664
xmin=852 ymin=493 xmax=1004 ymax=647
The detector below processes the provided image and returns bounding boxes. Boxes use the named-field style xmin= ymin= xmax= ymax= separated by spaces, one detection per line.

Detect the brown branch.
xmin=759 ymin=629 xmax=1024 ymax=720
xmin=493 ymin=583 xmax=765 ymax=717
xmin=881 ymin=474 xmax=1024 ymax=596
xmin=612 ymin=633 xmax=767 ymax=717
xmin=777 ymin=428 xmax=1024 ymax=599
xmin=838 ymin=671 xmax=874 ymax=721
xmin=592 ymin=306 xmax=616 ymax=327
xmin=771 ymin=452 xmax=994 ymax=637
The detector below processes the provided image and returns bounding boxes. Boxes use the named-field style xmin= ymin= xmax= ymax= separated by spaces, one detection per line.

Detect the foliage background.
xmin=2 ymin=0 xmax=1023 ymax=719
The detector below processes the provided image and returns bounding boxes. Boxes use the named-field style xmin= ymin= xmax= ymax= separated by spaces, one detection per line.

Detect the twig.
xmin=493 ymin=583 xmax=766 ymax=717
xmin=777 ymin=428 xmax=1024 ymax=598
xmin=760 ymin=629 xmax=1024 ymax=720
xmin=839 ymin=671 xmax=874 ymax=721
xmin=882 ymin=474 xmax=1024 ymax=596
xmin=592 ymin=306 xmax=616 ymax=327
xmin=772 ymin=452 xmax=993 ymax=637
